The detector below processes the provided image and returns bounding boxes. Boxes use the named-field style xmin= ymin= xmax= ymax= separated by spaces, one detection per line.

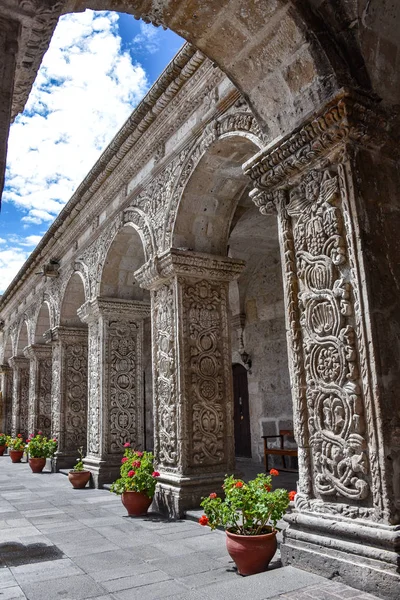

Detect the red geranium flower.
xmin=152 ymin=471 xmax=160 ymax=477
xmin=127 ymin=470 xmax=135 ymax=477
xmin=17 ymin=434 xmax=22 ymax=438
xmin=53 ymin=438 xmax=57 ymax=442
xmin=132 ymin=461 xmax=141 ymax=468
xmin=264 ymin=484 xmax=272 ymax=492
xmin=235 ymin=481 xmax=244 ymax=488
xmin=288 ymin=490 xmax=297 ymax=501
xmin=123 ymin=442 xmax=130 ymax=448
xmin=209 ymin=492 xmax=217 ymax=499
xmin=270 ymin=469 xmax=279 ymax=476
xmin=37 ymin=431 xmax=43 ymax=435
xmin=26 ymin=439 xmax=30 ymax=443
xmin=136 ymin=451 xmax=143 ymax=457
xmin=199 ymin=515 xmax=209 ymax=526
xmin=121 ymin=457 xmax=128 ymax=463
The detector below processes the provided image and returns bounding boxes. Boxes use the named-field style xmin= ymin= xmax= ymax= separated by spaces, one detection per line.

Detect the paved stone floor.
xmin=0 ymin=457 xmax=381 ymax=600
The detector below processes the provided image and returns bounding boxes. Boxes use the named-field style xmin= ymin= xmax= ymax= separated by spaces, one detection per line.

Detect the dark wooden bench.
xmin=262 ymin=429 xmax=298 ymax=472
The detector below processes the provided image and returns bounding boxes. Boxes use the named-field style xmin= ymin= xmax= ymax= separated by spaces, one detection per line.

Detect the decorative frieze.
xmin=23 ymin=344 xmax=52 ymax=437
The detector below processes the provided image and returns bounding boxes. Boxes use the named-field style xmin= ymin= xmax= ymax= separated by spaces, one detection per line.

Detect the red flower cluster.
xmin=199 ymin=515 xmax=209 ymax=526
xmin=127 ymin=470 xmax=135 ymax=477
xmin=121 ymin=457 xmax=128 ymax=464
xmin=264 ymin=484 xmax=272 ymax=492
xmin=123 ymin=442 xmax=131 ymax=448
xmin=209 ymin=492 xmax=217 ymax=499
xmin=136 ymin=451 xmax=143 ymax=457
xmin=270 ymin=469 xmax=279 ymax=476
xmin=152 ymin=471 xmax=160 ymax=477
xmin=37 ymin=431 xmax=43 ymax=435
xmin=288 ymin=490 xmax=297 ymax=501
xmin=132 ymin=461 xmax=141 ymax=468
xmin=235 ymin=481 xmax=244 ymax=488
xmin=17 ymin=434 xmax=22 ymax=438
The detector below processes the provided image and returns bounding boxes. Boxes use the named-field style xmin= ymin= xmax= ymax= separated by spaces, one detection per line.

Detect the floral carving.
xmin=65 ymin=340 xmax=88 ymax=452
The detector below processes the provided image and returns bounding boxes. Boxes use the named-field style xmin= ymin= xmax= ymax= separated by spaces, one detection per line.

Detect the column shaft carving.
xmin=46 ymin=327 xmax=88 ymax=468
xmin=24 ymin=345 xmax=52 ymax=437
xmin=8 ymin=356 xmax=29 ymax=438
xmin=136 ymin=249 xmax=244 ymax=516
xmin=0 ymin=365 xmax=13 ymax=434
xmin=245 ymin=90 xmax=400 ymax=596
xmin=77 ymin=298 xmax=150 ymax=486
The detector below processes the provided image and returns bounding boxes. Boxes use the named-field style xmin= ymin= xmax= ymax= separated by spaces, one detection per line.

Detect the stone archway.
xmin=79 ymin=223 xmax=151 ymax=486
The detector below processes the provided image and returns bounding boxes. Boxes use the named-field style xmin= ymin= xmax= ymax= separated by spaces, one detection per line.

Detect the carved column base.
xmin=83 ymin=456 xmax=121 ymax=488
xmin=154 ymin=472 xmax=227 ymax=519
xmin=282 ymin=512 xmax=400 ymax=600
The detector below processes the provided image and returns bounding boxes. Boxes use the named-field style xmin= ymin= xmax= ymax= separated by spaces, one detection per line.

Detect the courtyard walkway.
xmin=0 ymin=457 xmax=381 ymax=600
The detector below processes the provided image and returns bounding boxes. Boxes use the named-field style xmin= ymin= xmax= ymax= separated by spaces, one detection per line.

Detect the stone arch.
xmin=171 ymin=131 xmax=261 ymax=254
xmin=16 ymin=319 xmax=30 ymax=356
xmin=98 ymin=223 xmax=149 ymax=301
xmin=60 ymin=272 xmax=87 ymax=328
xmin=123 ymin=207 xmax=157 ymax=260
xmin=2 ymin=333 xmax=13 ymax=365
xmin=34 ymin=302 xmax=52 ymax=344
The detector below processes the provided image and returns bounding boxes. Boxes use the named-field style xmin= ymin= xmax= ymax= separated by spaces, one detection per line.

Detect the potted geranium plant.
xmin=26 ymin=431 xmax=58 ymax=473
xmin=0 ymin=432 xmax=6 ymax=456
xmin=110 ymin=444 xmax=160 ymax=516
xmin=199 ymin=470 xmax=296 ymax=576
xmin=6 ymin=434 xmax=26 ymax=463
xmin=68 ymin=447 xmax=91 ymax=488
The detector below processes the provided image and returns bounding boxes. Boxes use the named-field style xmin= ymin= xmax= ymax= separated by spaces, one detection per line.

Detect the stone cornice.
xmin=135 ymin=249 xmax=245 ymax=290
xmin=0 ymin=43 xmax=203 ymax=309
xmin=23 ymin=343 xmax=51 ymax=360
xmin=244 ymin=89 xmax=400 ymax=199
xmin=77 ymin=297 xmax=151 ymax=323
xmin=8 ymin=355 xmax=29 ymax=369
xmin=47 ymin=326 xmax=87 ymax=343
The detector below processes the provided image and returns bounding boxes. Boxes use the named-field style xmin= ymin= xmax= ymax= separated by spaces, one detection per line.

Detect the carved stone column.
xmin=8 ymin=356 xmax=29 ymax=438
xmin=0 ymin=364 xmax=13 ymax=434
xmin=135 ymin=249 xmax=244 ymax=517
xmin=45 ymin=327 xmax=88 ymax=469
xmin=77 ymin=298 xmax=150 ymax=487
xmin=245 ymin=90 xmax=400 ymax=598
xmin=23 ymin=345 xmax=52 ymax=437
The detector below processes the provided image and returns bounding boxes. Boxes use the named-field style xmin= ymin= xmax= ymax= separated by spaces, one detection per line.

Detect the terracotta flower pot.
xmin=225 ymin=528 xmax=277 ymax=576
xmin=68 ymin=470 xmax=91 ymax=489
xmin=29 ymin=457 xmax=46 ymax=473
xmin=121 ymin=491 xmax=152 ymax=516
xmin=0 ymin=445 xmax=6 ymax=456
xmin=9 ymin=450 xmax=24 ymax=463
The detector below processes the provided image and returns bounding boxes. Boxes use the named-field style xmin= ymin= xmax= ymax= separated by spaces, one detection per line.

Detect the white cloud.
xmin=19 ymin=235 xmax=43 ymax=247
xmin=132 ymin=22 xmax=162 ymax=54
xmin=0 ymin=248 xmax=31 ymax=294
xmin=3 ymin=10 xmax=149 ymax=225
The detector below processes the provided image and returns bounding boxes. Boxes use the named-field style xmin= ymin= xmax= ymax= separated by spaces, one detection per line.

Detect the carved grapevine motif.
xmin=183 ymin=280 xmax=225 ymax=466
xmin=65 ymin=343 xmax=88 ymax=452
xmin=38 ymin=357 xmax=52 ymax=437
xmin=19 ymin=367 xmax=29 ymax=439
xmin=286 ymin=168 xmax=369 ymax=501
xmin=153 ymin=284 xmax=178 ymax=469
xmin=108 ymin=320 xmax=140 ymax=453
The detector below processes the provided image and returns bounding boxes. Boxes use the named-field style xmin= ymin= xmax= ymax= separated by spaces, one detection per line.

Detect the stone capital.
xmin=244 ymin=89 xmax=399 ymax=203
xmin=77 ymin=297 xmax=150 ymax=324
xmin=49 ymin=326 xmax=87 ymax=344
xmin=135 ymin=248 xmax=245 ymax=290
xmin=8 ymin=356 xmax=29 ymax=371
xmin=23 ymin=344 xmax=52 ymax=361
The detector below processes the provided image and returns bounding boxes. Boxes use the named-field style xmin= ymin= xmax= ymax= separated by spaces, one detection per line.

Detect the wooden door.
xmin=232 ymin=364 xmax=251 ymax=457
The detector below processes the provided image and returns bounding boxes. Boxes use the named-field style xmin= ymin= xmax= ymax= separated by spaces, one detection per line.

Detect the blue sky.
xmin=0 ymin=11 xmax=183 ymax=293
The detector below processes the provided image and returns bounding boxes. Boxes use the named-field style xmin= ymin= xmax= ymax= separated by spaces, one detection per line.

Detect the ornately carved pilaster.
xmin=77 ymin=298 xmax=150 ymax=486
xmin=8 ymin=356 xmax=29 ymax=438
xmin=0 ymin=364 xmax=13 ymax=434
xmin=23 ymin=345 xmax=52 ymax=437
xmin=245 ymin=90 xmax=400 ymax=597
xmin=46 ymin=327 xmax=88 ymax=469
xmin=135 ymin=249 xmax=244 ymax=516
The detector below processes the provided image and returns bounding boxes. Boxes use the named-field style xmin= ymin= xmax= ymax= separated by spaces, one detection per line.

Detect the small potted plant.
xmin=0 ymin=432 xmax=6 ymax=456
xmin=25 ymin=431 xmax=58 ymax=473
xmin=68 ymin=447 xmax=91 ymax=489
xmin=110 ymin=444 xmax=160 ymax=516
xmin=6 ymin=434 xmax=26 ymax=463
xmin=199 ymin=470 xmax=296 ymax=576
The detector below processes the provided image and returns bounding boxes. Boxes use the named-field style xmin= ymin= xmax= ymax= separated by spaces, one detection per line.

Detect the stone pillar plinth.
xmin=23 ymin=345 xmax=52 ymax=437
xmin=8 ymin=356 xmax=29 ymax=438
xmin=45 ymin=327 xmax=88 ymax=470
xmin=245 ymin=90 xmax=400 ymax=599
xmin=135 ymin=249 xmax=244 ymax=517
xmin=77 ymin=298 xmax=150 ymax=487
xmin=0 ymin=364 xmax=13 ymax=434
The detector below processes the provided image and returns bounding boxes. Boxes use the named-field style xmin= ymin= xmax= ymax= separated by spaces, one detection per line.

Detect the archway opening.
xmin=16 ymin=321 xmax=29 ymax=356
xmin=34 ymin=303 xmax=51 ymax=344
xmin=100 ymin=225 xmax=153 ymax=453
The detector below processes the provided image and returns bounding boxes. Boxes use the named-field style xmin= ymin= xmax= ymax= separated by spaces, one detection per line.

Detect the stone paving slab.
xmin=0 ymin=457 xmax=384 ymax=600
